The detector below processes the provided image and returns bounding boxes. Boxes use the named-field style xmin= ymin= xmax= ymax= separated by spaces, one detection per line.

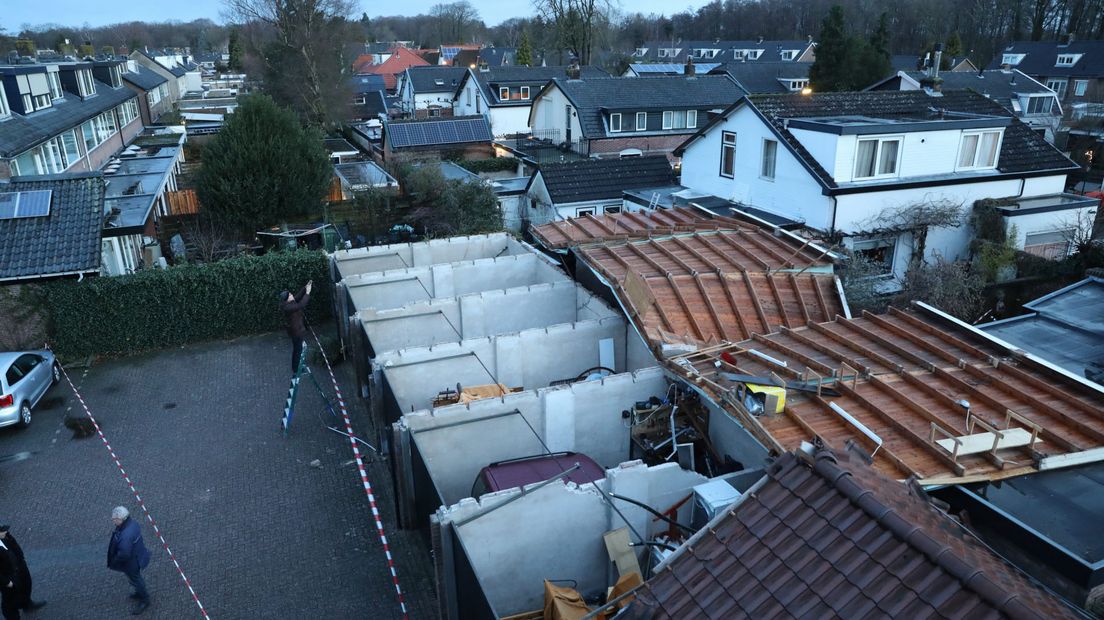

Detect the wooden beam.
xmin=789 ymin=274 xmax=812 ymax=324
xmin=692 ymin=274 xmax=734 ymax=342
xmin=806 ymin=321 xmax=901 ymax=373
xmin=886 ymin=307 xmax=990 ymax=361
xmin=862 ymin=311 xmax=960 ymax=366
xmin=764 ymin=274 xmax=792 ymax=327
xmin=782 ymin=325 xmax=873 ymax=376
xmin=750 ymin=332 xmax=835 ymax=375
xmin=651 ymin=239 xmax=698 ymax=274
xmin=737 ymin=230 xmax=794 ymax=267
xmin=838 ymin=316 xmax=935 ymax=369
xmin=811 ymin=276 xmax=833 ymax=322
xmin=665 ymin=274 xmax=706 ymax=341
xmin=707 ymin=231 xmax=771 ymax=270
xmin=718 ymin=272 xmax=752 ymax=341
xmin=625 ymin=241 xmax=671 ymax=276
xmin=741 ymin=270 xmax=773 ymax=334
xmin=983 ymin=362 xmax=1104 ymax=422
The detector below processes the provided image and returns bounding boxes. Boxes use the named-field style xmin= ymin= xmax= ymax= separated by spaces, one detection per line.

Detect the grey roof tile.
xmin=536 ymin=155 xmax=676 ymax=203
xmin=708 ymin=61 xmax=810 ymax=93
xmin=122 ymin=64 xmax=168 ymax=91
xmin=987 ymin=40 xmax=1104 ymax=78
xmin=467 ymin=65 xmax=607 ymax=107
xmin=405 ymin=66 xmax=468 ymax=93
xmin=0 ymin=173 xmax=104 ymax=280
xmin=0 ymin=78 xmax=139 ymax=158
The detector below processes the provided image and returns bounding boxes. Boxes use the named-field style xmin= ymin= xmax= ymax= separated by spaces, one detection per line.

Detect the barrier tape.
xmin=58 ymin=363 xmax=211 ymax=619
xmin=309 ymin=328 xmax=408 ymax=619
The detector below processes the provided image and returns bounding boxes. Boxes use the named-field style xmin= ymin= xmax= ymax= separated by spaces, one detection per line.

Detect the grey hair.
xmin=111 ymin=506 xmax=129 ymax=520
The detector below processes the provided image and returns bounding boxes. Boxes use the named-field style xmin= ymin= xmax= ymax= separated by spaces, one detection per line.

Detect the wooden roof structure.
xmin=668 ymin=303 xmax=1104 ymax=484
xmin=529 ymin=207 xmax=747 ymax=250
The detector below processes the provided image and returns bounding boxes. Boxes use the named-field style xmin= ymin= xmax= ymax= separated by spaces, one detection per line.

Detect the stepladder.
xmin=282 ymin=344 xmax=335 ymax=435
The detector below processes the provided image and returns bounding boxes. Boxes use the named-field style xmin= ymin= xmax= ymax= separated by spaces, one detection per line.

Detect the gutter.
xmin=0 ymin=268 xmax=99 ymax=283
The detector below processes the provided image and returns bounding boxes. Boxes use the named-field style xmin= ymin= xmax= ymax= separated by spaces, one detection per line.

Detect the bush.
xmin=46 ymin=250 xmax=331 ymax=359
xmin=452 ymin=157 xmax=520 ymax=174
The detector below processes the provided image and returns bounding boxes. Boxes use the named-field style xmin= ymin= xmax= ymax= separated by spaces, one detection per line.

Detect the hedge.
xmin=47 ymin=250 xmax=331 ymax=359
xmin=453 ymin=158 xmax=520 ymax=174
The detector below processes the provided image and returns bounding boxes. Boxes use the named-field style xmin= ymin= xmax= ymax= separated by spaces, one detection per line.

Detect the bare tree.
xmin=181 ymin=213 xmax=231 ymax=264
xmin=861 ymin=198 xmax=964 ymax=269
xmin=532 ymin=0 xmax=611 ymax=65
xmin=430 ymin=1 xmax=481 ymax=44
xmin=1052 ymin=208 xmax=1101 ymax=255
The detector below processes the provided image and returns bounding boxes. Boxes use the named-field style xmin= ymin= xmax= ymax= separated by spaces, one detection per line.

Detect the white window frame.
xmin=720 ymin=131 xmax=736 ymax=178
xmin=77 ymin=69 xmax=97 ymax=97
xmin=1023 ymin=229 xmax=1074 ymax=259
xmin=1047 ymin=78 xmax=1068 ymax=98
xmin=1075 ymin=80 xmax=1089 ymax=97
xmin=603 ymin=205 xmax=621 ymax=214
xmin=609 ymin=112 xmax=622 ymax=132
xmin=853 ymin=136 xmax=903 ymax=180
xmin=636 ymin=112 xmax=647 ymax=131
xmin=21 ymin=94 xmax=34 ymax=112
xmin=575 ymin=207 xmax=596 ymax=217
xmin=466 ymin=87 xmax=472 ymax=105
xmin=1026 ymin=96 xmax=1054 ymax=115
xmin=1057 ymin=54 xmax=1077 ymax=67
xmin=956 ymin=130 xmax=1002 ymax=170
xmin=520 ymin=86 xmax=530 ymax=99
xmin=1002 ymin=54 xmax=1024 ymax=66
xmin=33 ymin=93 xmax=51 ymax=110
xmin=0 ymin=82 xmax=9 ymax=117
xmin=851 ymin=237 xmax=898 ymax=277
xmin=47 ymin=70 xmax=63 ymax=100
xmin=781 ymin=50 xmax=796 ymax=61
xmin=761 ymin=138 xmax=777 ymax=180
xmin=499 ymin=86 xmax=509 ymax=100
xmin=662 ymin=110 xmax=696 ymax=130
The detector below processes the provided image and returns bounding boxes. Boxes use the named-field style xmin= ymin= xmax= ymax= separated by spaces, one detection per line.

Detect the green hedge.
xmin=453 ymin=158 xmax=520 ymax=174
xmin=47 ymin=250 xmax=331 ymax=358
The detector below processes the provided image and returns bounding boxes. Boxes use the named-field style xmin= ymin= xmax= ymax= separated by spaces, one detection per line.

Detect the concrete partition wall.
xmin=402 ymin=367 xmax=669 ymax=506
xmin=438 ymin=461 xmax=709 ymax=617
xmin=344 ymin=252 xmax=567 ymax=312
xmin=332 ymin=232 xmax=530 ymax=279
xmin=375 ymin=316 xmax=640 ymax=417
xmin=360 ymin=281 xmax=617 ymax=355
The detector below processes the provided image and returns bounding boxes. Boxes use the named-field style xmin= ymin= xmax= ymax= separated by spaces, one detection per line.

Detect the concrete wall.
xmin=374 ymin=315 xmax=640 ymax=418
xmin=402 ymin=367 xmax=670 ymax=505
xmin=332 ymin=232 xmax=531 ymax=280
xmin=361 ymin=281 xmax=617 ymax=354
xmin=438 ymin=460 xmax=709 ymax=617
xmin=344 ymin=252 xmax=568 ymax=312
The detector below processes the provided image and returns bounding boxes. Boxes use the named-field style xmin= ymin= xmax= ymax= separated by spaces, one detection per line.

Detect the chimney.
xmin=684 ymin=57 xmax=696 ymax=76
xmin=1000 ymin=62 xmax=1011 ymax=71
xmin=932 ymin=42 xmax=943 ymax=78
xmin=919 ymin=74 xmax=944 ymax=94
xmin=478 ymin=60 xmax=489 ymax=72
xmin=566 ymin=61 xmax=581 ymax=80
xmin=757 ymin=35 xmax=764 ymax=44
xmin=807 ymin=34 xmax=813 ymax=43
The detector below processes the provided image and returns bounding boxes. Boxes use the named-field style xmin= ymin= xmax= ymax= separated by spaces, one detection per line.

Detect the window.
xmin=610 ymin=112 xmax=622 ymax=132
xmin=33 ymin=94 xmax=51 ymax=110
xmin=761 ymin=139 xmax=777 ymax=180
xmin=0 ymin=83 xmax=9 ymax=117
xmin=957 ymin=130 xmax=1001 ymax=169
xmin=1027 ymin=96 xmax=1054 ymax=115
xmin=1057 ymin=54 xmax=1077 ymax=67
xmin=658 ymin=49 xmax=669 ymax=58
xmin=603 ymin=205 xmax=621 ymax=214
xmin=110 ymin=65 xmax=122 ymax=87
xmin=1047 ymin=79 xmax=1068 ymax=98
xmin=1075 ymin=80 xmax=1089 ymax=97
xmin=720 ymin=131 xmax=736 ymax=178
xmin=499 ymin=87 xmax=509 ymax=100
xmin=61 ymin=130 xmax=81 ymax=164
xmin=429 ymin=108 xmax=442 ymax=117
xmin=787 ymin=79 xmax=809 ymax=92
xmin=520 ymin=86 xmax=530 ymax=99
xmin=77 ymin=69 xmax=97 ymax=97
xmin=852 ymin=237 xmax=896 ymax=276
xmin=47 ymin=70 xmax=63 ymax=99
xmin=81 ymin=111 xmax=118 ymax=152
xmin=1002 ymin=54 xmax=1025 ymax=66
xmin=21 ymin=94 xmax=33 ymax=112
xmin=636 ymin=112 xmax=647 ymax=131
xmin=662 ymin=110 xmax=696 ymax=130
xmin=575 ymin=207 xmax=596 ymax=217
xmin=118 ymin=99 xmax=139 ymax=125
xmin=1023 ymin=230 xmax=1073 ymax=259
xmin=634 ymin=48 xmax=648 ymax=57
xmin=781 ymin=50 xmax=797 ymax=61
xmin=854 ymin=137 xmax=901 ymax=179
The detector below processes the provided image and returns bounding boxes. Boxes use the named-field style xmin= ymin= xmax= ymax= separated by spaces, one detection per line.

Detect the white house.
xmin=676 ymin=90 xmax=1087 ymax=279
xmin=524 ymin=155 xmax=677 ymax=225
xmin=453 ymin=65 xmax=608 ymax=137
xmin=396 ymin=66 xmax=467 ymax=119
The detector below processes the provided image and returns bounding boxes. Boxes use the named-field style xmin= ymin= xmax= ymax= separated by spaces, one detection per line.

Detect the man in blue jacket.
xmin=107 ymin=507 xmax=151 ymax=615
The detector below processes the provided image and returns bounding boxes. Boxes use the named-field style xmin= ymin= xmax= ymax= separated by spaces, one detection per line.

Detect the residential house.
xmin=353 ymin=90 xmax=389 ymax=122
xmin=352 ymin=46 xmax=431 ymax=93
xmin=477 ymin=47 xmax=515 ymax=67
xmin=409 ymin=161 xmax=529 ymax=230
xmin=892 ymin=53 xmax=978 ymax=73
xmin=528 ymin=75 xmax=743 ymax=159
xmin=453 ymin=65 xmax=608 ymax=137
xmin=632 ymin=38 xmax=816 ymax=64
xmin=0 ymin=58 xmax=144 ymax=180
xmin=380 ymin=115 xmax=494 ymax=162
xmin=707 ymin=61 xmax=812 ymax=93
xmin=438 ymin=43 xmax=481 ymax=66
xmin=868 ymin=69 xmax=1063 ymax=142
xmin=450 ymin=48 xmax=480 ymax=69
xmin=989 ymin=39 xmax=1104 ymax=106
xmin=130 ymin=50 xmax=184 ymax=103
xmin=0 ymin=172 xmax=105 ymax=283
xmin=122 ymin=63 xmax=170 ymax=125
xmin=676 ymin=90 xmax=1085 ymax=279
xmin=622 ymin=62 xmax=721 ymax=77
xmin=524 ymin=155 xmax=676 ymax=224
xmin=396 ymin=66 xmax=467 ymax=118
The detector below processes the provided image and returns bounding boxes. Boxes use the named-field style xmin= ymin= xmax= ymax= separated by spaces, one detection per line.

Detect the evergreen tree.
xmin=860 ymin=13 xmax=892 ymax=85
xmin=227 ymin=27 xmax=243 ymax=71
xmin=808 ymin=6 xmax=850 ymax=92
xmin=516 ymin=31 xmax=533 ymax=67
xmin=196 ymin=95 xmax=332 ymax=233
xmin=944 ymin=31 xmax=964 ymax=67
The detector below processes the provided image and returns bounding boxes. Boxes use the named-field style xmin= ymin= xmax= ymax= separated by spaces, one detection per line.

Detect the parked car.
xmin=0 ymin=351 xmax=60 ymax=429
xmin=471 ymin=451 xmax=606 ymax=498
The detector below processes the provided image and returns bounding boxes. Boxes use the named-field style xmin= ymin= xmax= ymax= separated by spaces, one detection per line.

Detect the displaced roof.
xmin=530 ymin=206 xmax=745 ymax=249
xmin=988 ymin=40 xmax=1104 ymax=78
xmin=622 ymin=447 xmax=1081 ymax=620
xmin=980 ymin=276 xmax=1104 ymax=381
xmin=404 ymin=66 xmax=468 ymax=93
xmin=121 ymin=64 xmax=168 ymax=90
xmin=0 ymin=173 xmax=105 ymax=281
xmin=679 ymin=90 xmax=1078 ymax=190
xmin=451 ymin=49 xmax=479 ymax=68
xmin=335 ymin=161 xmax=397 ymax=190
xmin=385 ymin=115 xmax=493 ymax=149
xmin=546 ymin=76 xmax=743 ymax=139
xmin=463 ymin=65 xmax=608 ymax=107
xmin=708 ymin=61 xmax=811 ymax=93
xmin=534 ymin=155 xmax=676 ymax=204
xmin=666 ymin=303 xmax=1104 ymax=484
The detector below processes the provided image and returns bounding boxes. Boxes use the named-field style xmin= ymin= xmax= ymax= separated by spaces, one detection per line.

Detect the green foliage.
xmin=975 ymin=225 xmax=1019 ymax=283
xmin=944 ymin=32 xmax=964 ymax=63
xmin=228 ymin=27 xmax=244 ymax=71
xmin=196 ymin=95 xmax=332 ymax=234
xmin=452 ymin=157 xmax=520 ymax=174
xmin=809 ymin=6 xmax=891 ymax=92
xmin=46 ymin=251 xmax=331 ymax=359
xmin=970 ymin=198 xmax=1010 ymax=244
xmin=517 ymin=31 xmax=533 ymax=66
xmin=400 ymin=165 xmax=504 ymax=236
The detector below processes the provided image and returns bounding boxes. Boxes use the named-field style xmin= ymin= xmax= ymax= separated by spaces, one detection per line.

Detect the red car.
xmin=471 ymin=452 xmax=606 ymax=498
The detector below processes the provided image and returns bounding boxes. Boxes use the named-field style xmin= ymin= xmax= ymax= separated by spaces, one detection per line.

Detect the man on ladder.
xmin=279 ymin=279 xmax=312 ymax=374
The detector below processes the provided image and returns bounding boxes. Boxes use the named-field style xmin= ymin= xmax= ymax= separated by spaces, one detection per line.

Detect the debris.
xmin=309 ymin=459 xmax=322 ymax=468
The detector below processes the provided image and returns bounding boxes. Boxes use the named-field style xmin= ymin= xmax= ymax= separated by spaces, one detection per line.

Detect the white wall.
xmin=1005 ymin=204 xmax=1099 ymax=249
xmin=680 ymin=104 xmax=832 ymax=229
xmin=333 ymin=232 xmax=529 ymax=279
xmin=403 ymin=367 xmax=670 ymax=504
xmin=488 ymin=107 xmax=532 ymax=137
xmin=440 ymin=460 xmax=708 ymax=617
xmin=530 ymin=84 xmax=583 ymax=141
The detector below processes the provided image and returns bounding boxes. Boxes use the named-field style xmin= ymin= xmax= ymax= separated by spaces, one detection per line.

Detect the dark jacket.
xmin=282 ymin=286 xmax=310 ymax=340
xmin=0 ymin=533 xmax=30 ymax=592
xmin=107 ymin=518 xmax=150 ymax=574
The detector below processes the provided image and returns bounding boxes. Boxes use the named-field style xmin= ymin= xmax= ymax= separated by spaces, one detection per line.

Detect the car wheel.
xmin=52 ymin=362 xmax=61 ymax=385
xmin=17 ymin=402 xmax=31 ymax=428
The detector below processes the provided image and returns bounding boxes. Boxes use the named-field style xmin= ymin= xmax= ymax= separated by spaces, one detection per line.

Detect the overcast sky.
xmin=2 ymin=0 xmax=700 ymax=32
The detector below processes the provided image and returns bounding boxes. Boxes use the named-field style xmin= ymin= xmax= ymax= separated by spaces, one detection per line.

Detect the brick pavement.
xmin=0 ymin=330 xmax=437 ymax=619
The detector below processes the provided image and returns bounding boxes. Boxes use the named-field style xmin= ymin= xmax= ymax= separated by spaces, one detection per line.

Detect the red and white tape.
xmin=59 ymin=363 xmax=211 ymax=619
xmin=310 ymin=328 xmax=408 ymax=619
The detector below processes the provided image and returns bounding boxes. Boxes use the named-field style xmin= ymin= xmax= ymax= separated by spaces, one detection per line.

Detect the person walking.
xmin=107 ymin=507 xmax=150 ymax=615
xmin=279 ymin=279 xmax=313 ymax=373
xmin=0 ymin=524 xmax=46 ymax=620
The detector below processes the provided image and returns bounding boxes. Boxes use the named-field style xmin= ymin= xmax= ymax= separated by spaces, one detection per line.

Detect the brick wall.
xmin=588 ymin=135 xmax=688 ymax=161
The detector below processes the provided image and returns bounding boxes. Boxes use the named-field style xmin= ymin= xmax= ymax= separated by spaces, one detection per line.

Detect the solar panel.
xmin=0 ymin=190 xmax=53 ymax=220
xmin=0 ymin=193 xmax=16 ymax=219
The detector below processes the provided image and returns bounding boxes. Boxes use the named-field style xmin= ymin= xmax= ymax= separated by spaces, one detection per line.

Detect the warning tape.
xmin=58 ymin=363 xmax=211 ymax=619
xmin=309 ymin=328 xmax=408 ymax=619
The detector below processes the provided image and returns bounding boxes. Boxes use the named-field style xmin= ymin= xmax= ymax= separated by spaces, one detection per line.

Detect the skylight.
xmin=0 ymin=190 xmax=53 ymax=220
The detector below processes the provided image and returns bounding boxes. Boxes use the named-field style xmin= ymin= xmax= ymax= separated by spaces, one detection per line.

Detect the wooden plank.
xmin=718 ymin=273 xmax=752 ymax=341
xmin=625 ymin=241 xmax=671 ymax=276
xmin=707 ymin=232 xmax=771 ymax=270
xmin=692 ymin=274 xmax=734 ymax=342
xmin=789 ymin=274 xmax=812 ymax=324
xmin=811 ymin=277 xmax=832 ymax=322
xmin=936 ymin=428 xmax=1040 ymax=456
xmin=670 ymin=236 xmax=728 ymax=274
xmin=806 ymin=321 xmax=900 ymax=373
xmin=750 ymin=332 xmax=834 ymax=375
xmin=741 ymin=270 xmax=772 ymax=334
xmin=862 ymin=311 xmax=960 ymax=365
xmin=764 ymin=274 xmax=792 ymax=327
xmin=886 ymin=307 xmax=990 ymax=361
xmin=737 ymin=230 xmax=794 ymax=267
xmin=651 ymin=239 xmax=698 ymax=274
xmin=982 ymin=362 xmax=1104 ymax=422
xmin=839 ymin=316 xmax=934 ymax=369
xmin=782 ymin=326 xmax=873 ymax=376
xmin=809 ymin=394 xmax=925 ymax=479
xmin=665 ymin=274 xmax=706 ymax=341
xmin=603 ymin=527 xmax=642 ymax=578
xmin=689 ymin=233 xmax=758 ymax=273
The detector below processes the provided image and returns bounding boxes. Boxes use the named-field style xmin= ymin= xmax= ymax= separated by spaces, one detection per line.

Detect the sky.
xmin=1 ymin=0 xmax=700 ymax=32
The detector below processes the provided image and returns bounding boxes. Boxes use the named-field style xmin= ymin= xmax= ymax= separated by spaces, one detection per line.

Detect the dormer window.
xmin=957 ymin=130 xmax=1001 ymax=170
xmin=1002 ymin=54 xmax=1026 ymax=65
xmin=1026 ymin=96 xmax=1053 ymax=114
xmin=634 ymin=48 xmax=648 ymax=57
xmin=610 ymin=113 xmax=622 ymax=132
xmin=499 ymin=86 xmax=509 ymax=100
xmin=1056 ymin=54 xmax=1080 ymax=67
xmin=47 ymin=69 xmax=63 ymax=100
xmin=0 ymin=83 xmax=9 ymax=118
xmin=662 ymin=109 xmax=697 ymax=129
xmin=32 ymin=94 xmax=52 ymax=110
xmin=786 ymin=79 xmax=809 ymax=92
xmin=109 ymin=65 xmax=122 ymax=88
xmin=781 ymin=50 xmax=797 ymax=61
xmin=520 ymin=86 xmax=530 ymax=99
xmin=77 ymin=69 xmax=97 ymax=97
xmin=636 ymin=112 xmax=647 ymax=130
xmin=854 ymin=136 xmax=901 ymax=179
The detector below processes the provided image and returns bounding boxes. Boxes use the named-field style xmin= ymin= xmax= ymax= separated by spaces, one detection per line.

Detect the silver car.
xmin=0 ymin=350 xmax=60 ymax=429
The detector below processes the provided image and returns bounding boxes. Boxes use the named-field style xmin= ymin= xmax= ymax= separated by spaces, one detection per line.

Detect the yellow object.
xmin=745 ymin=383 xmax=786 ymax=414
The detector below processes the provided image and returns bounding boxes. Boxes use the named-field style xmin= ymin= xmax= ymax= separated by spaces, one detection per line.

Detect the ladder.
xmin=282 ymin=345 xmax=335 ymax=435
xmin=647 ymin=192 xmax=661 ymax=210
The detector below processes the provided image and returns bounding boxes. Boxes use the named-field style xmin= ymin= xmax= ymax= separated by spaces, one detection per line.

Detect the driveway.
xmin=0 ymin=331 xmax=436 ymax=619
